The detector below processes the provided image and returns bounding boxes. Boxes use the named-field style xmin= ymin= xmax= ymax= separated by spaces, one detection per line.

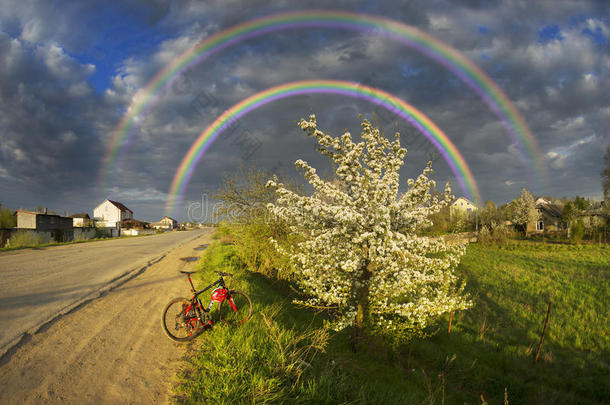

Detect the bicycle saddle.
xmin=180 ymin=270 xmax=196 ymax=275
xmin=215 ymin=271 xmax=233 ymax=277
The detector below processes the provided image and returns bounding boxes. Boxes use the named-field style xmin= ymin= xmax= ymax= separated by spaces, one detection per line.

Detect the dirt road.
xmin=0 ymin=230 xmax=206 ymax=354
xmin=0 ymin=229 xmax=213 ymax=404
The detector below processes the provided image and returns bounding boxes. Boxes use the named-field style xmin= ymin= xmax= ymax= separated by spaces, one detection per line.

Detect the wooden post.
xmin=534 ymin=301 xmax=552 ymax=365
xmin=448 ymin=311 xmax=454 ymax=334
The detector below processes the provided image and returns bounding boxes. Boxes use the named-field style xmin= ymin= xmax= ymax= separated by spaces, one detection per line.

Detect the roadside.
xmin=0 ymin=231 xmax=157 ymax=253
xmin=0 ymin=228 xmax=213 ymax=404
xmin=0 ymin=229 xmax=206 ymax=356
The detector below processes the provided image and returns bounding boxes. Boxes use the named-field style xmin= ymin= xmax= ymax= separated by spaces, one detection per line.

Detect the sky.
xmin=0 ymin=0 xmax=609 ymax=222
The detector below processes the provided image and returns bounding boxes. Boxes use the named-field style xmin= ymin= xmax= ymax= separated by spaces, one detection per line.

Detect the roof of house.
xmin=70 ymin=213 xmax=90 ymax=219
xmin=452 ymin=197 xmax=477 ymax=206
xmin=537 ymin=201 xmax=563 ymax=218
xmin=120 ymin=218 xmax=149 ymax=226
xmin=107 ymin=200 xmax=133 ymax=213
xmin=14 ymin=209 xmax=61 ymax=217
xmin=160 ymin=216 xmax=177 ymax=222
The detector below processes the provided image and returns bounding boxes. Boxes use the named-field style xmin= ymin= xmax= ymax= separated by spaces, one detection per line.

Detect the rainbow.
xmin=101 ymin=10 xmax=547 ymax=191
xmin=165 ymin=80 xmax=480 ymax=215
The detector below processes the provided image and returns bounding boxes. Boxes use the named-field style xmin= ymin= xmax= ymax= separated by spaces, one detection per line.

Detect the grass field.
xmin=175 ymin=240 xmax=609 ymax=404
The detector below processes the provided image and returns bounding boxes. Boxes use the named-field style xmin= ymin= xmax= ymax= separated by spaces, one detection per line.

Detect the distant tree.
xmin=213 ymin=164 xmax=303 ymax=278
xmin=603 ymin=146 xmax=610 ymax=205
xmin=574 ymin=196 xmax=590 ymax=211
xmin=570 ymin=219 xmax=585 ymax=243
xmin=498 ymin=203 xmax=514 ymax=222
xmin=0 ymin=208 xmax=16 ymax=228
xmin=481 ymin=200 xmax=499 ymax=229
xmin=562 ymin=201 xmax=577 ymax=226
xmin=510 ymin=188 xmax=541 ymax=236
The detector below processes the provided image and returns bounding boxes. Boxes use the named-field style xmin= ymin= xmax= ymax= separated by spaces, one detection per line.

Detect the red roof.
xmin=108 ymin=200 xmax=133 ymax=213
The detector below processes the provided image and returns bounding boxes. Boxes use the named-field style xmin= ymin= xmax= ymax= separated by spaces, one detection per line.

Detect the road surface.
xmin=0 ymin=229 xmax=213 ymax=403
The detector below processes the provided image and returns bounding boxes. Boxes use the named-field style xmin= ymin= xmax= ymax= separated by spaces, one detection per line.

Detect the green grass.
xmin=175 ymin=240 xmax=609 ymax=404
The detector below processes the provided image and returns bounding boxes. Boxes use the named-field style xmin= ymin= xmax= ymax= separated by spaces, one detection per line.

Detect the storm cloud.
xmin=0 ymin=0 xmax=608 ymax=220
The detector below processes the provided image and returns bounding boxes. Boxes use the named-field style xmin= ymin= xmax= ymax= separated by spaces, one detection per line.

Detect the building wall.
xmin=159 ymin=217 xmax=177 ymax=229
xmin=527 ymin=208 xmax=563 ymax=234
xmin=36 ymin=215 xmax=73 ymax=232
xmin=94 ymin=200 xmax=121 ymax=223
xmin=73 ymin=218 xmax=93 ymax=227
xmin=122 ymin=229 xmax=155 ymax=236
xmin=450 ymin=198 xmax=477 ymax=218
xmin=74 ymin=228 xmax=96 ymax=240
xmin=17 ymin=212 xmax=73 ymax=232
xmin=94 ymin=200 xmax=132 ymax=223
xmin=120 ymin=209 xmax=133 ymax=221
xmin=17 ymin=212 xmax=37 ymax=229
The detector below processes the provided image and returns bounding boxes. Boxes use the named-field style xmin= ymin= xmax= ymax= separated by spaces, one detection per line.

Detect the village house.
xmin=15 ymin=209 xmax=74 ymax=242
xmin=120 ymin=218 xmax=150 ymax=230
xmin=93 ymin=200 xmax=133 ymax=237
xmin=70 ymin=213 xmax=92 ymax=228
xmin=120 ymin=218 xmax=153 ymax=236
xmin=16 ymin=209 xmax=73 ymax=232
xmin=93 ymin=200 xmax=133 ymax=226
xmin=152 ymin=216 xmax=178 ymax=230
xmin=527 ymin=198 xmax=564 ymax=234
xmin=450 ymin=197 xmax=478 ymax=218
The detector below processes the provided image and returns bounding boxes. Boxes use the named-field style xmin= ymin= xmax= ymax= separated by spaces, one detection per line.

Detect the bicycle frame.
xmin=184 ymin=273 xmax=238 ymax=322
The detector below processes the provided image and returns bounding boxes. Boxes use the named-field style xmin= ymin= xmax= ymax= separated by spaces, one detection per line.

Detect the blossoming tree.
xmin=266 ymin=115 xmax=471 ymax=345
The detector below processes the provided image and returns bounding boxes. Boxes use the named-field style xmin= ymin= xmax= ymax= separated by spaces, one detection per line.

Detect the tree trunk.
xmin=349 ymin=260 xmax=373 ymax=351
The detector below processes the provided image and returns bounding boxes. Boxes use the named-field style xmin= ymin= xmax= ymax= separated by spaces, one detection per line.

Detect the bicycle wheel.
xmin=218 ymin=290 xmax=252 ymax=326
xmin=162 ymin=297 xmax=204 ymax=342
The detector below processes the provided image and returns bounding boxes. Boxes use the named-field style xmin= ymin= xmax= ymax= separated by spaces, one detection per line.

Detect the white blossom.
xmin=267 ymin=115 xmax=472 ymax=339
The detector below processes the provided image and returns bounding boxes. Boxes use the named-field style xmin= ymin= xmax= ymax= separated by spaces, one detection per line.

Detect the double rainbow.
xmin=101 ymin=10 xmax=546 ymax=192
xmin=165 ymin=80 xmax=480 ymax=215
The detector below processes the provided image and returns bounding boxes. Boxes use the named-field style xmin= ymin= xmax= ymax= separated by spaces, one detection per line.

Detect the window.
xmin=536 ymin=221 xmax=544 ymax=231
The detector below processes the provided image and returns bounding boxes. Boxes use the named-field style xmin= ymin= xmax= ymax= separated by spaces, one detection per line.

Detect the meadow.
xmin=175 ymin=238 xmax=609 ymax=404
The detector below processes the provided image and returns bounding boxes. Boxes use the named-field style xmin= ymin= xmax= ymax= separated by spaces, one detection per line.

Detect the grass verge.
xmin=0 ymin=231 xmax=157 ymax=252
xmin=175 ymin=240 xmax=609 ymax=404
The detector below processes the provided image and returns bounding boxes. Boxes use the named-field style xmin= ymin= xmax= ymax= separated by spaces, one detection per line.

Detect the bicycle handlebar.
xmin=179 ymin=270 xmax=233 ymax=277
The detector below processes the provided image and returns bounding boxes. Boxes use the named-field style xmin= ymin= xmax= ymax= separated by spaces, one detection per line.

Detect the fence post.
xmin=534 ymin=301 xmax=552 ymax=365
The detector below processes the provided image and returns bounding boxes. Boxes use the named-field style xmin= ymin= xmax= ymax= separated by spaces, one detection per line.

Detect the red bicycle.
xmin=162 ymin=270 xmax=252 ymax=342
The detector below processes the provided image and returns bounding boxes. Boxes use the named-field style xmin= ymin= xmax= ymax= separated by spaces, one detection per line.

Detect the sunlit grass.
xmin=175 ymin=240 xmax=609 ymax=404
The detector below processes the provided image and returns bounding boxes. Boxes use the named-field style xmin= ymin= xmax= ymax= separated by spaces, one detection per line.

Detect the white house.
xmin=93 ymin=200 xmax=133 ymax=229
xmin=152 ymin=216 xmax=178 ymax=230
xmin=450 ymin=197 xmax=478 ymax=218
xmin=70 ymin=213 xmax=92 ymax=228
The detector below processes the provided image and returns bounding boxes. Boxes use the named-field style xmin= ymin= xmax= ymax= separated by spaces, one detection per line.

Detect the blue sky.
xmin=0 ymin=0 xmax=608 ymax=221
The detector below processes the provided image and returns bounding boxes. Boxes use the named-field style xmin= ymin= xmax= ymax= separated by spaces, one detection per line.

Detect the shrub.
xmin=570 ymin=220 xmax=585 ymax=243
xmin=230 ymin=220 xmax=297 ymax=279
xmin=7 ymin=230 xmax=42 ymax=248
xmin=0 ymin=208 xmax=16 ymax=228
xmin=477 ymin=223 xmax=513 ymax=245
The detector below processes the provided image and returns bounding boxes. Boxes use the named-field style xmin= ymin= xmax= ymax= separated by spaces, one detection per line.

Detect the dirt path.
xmin=0 ymin=229 xmax=214 ymax=404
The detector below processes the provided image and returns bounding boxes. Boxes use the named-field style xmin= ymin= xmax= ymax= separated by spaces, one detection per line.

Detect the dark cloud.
xmin=0 ymin=0 xmax=609 ymax=220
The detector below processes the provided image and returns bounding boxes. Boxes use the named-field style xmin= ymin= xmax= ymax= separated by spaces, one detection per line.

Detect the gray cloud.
xmin=1 ymin=0 xmax=609 ymax=220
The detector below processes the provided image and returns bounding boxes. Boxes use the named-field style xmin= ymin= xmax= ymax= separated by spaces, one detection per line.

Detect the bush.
xmin=220 ymin=219 xmax=297 ymax=280
xmin=570 ymin=220 xmax=585 ymax=243
xmin=7 ymin=230 xmax=42 ymax=248
xmin=0 ymin=208 xmax=16 ymax=228
xmin=477 ymin=223 xmax=513 ymax=245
